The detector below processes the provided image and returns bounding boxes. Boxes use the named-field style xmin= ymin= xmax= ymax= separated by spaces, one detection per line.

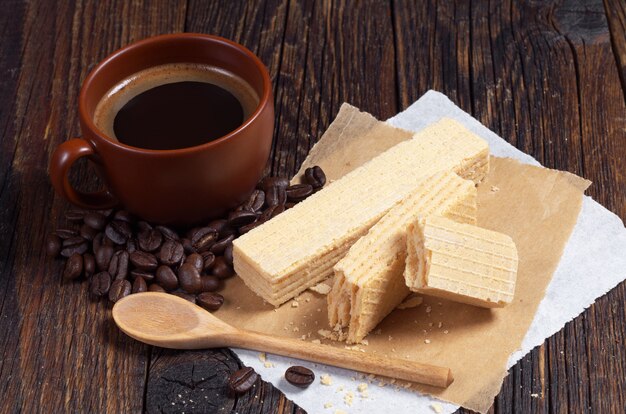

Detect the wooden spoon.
xmin=112 ymin=292 xmax=453 ymax=388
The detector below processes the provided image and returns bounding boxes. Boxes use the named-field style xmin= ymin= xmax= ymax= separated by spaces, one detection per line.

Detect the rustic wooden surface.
xmin=1 ymin=0 xmax=625 ymax=413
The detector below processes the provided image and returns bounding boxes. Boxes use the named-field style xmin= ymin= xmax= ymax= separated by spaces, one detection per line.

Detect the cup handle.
xmin=49 ymin=138 xmax=118 ymax=209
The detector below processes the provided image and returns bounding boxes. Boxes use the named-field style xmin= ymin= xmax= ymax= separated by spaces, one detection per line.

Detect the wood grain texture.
xmin=1 ymin=0 xmax=625 ymax=413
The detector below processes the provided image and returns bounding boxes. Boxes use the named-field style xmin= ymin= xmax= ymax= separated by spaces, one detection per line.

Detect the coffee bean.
xmin=113 ymin=210 xmax=133 ymax=222
xmin=137 ymin=229 xmax=163 ymax=252
xmin=137 ymin=221 xmax=152 ymax=233
xmin=184 ymin=253 xmax=204 ymax=273
xmin=155 ymin=265 xmax=178 ymax=291
xmin=259 ymin=176 xmax=289 ymax=192
xmin=197 ymin=292 xmax=225 ymax=311
xmin=212 ymin=256 xmax=234 ymax=279
xmin=259 ymin=204 xmax=285 ymax=222
xmin=92 ymin=233 xmax=104 ymax=254
xmin=190 ymin=227 xmax=219 ymax=251
xmin=109 ymin=279 xmax=131 ymax=303
xmin=100 ymin=208 xmax=114 ymax=218
xmin=228 ymin=367 xmax=258 ymax=394
xmin=63 ymin=253 xmax=83 ymax=280
xmin=172 ymin=291 xmax=196 ymax=303
xmin=243 ymin=189 xmax=265 ymax=212
xmin=158 ymin=240 xmax=184 ymax=265
xmin=105 ymin=220 xmax=132 ymax=244
xmin=132 ymin=276 xmax=147 ymax=294
xmin=227 ymin=210 xmax=257 ymax=228
xmin=83 ymin=253 xmax=96 ymax=278
xmin=130 ymin=269 xmax=155 ymax=282
xmin=224 ymin=244 xmax=233 ymax=266
xmin=285 ymin=184 xmax=313 ymax=202
xmin=284 ymin=366 xmax=315 ymax=388
xmin=284 ymin=202 xmax=296 ymax=209
xmin=206 ymin=219 xmax=228 ymax=235
xmin=219 ymin=225 xmax=238 ymax=238
xmin=181 ymin=238 xmax=195 ymax=254
xmin=148 ymin=284 xmax=166 ymax=293
xmin=178 ymin=263 xmax=202 ymax=294
xmin=126 ymin=238 xmax=137 ymax=253
xmin=156 ymin=225 xmax=179 ymax=241
xmin=199 ymin=250 xmax=215 ymax=271
xmin=210 ymin=234 xmax=235 ymax=255
xmin=130 ymin=251 xmax=158 ymax=271
xmin=200 ymin=275 xmax=222 ymax=292
xmin=55 ymin=228 xmax=78 ymax=239
xmin=90 ymin=272 xmax=111 ymax=297
xmin=108 ymin=250 xmax=129 ymax=280
xmin=80 ymin=223 xmax=98 ymax=241
xmin=65 ymin=210 xmax=85 ymax=222
xmin=46 ymin=234 xmax=62 ymax=257
xmin=95 ymin=244 xmax=115 ymax=270
xmin=304 ymin=166 xmax=326 ymax=189
xmin=265 ymin=185 xmax=286 ymax=207
xmin=84 ymin=212 xmax=106 ymax=230
xmin=61 ymin=236 xmax=88 ymax=257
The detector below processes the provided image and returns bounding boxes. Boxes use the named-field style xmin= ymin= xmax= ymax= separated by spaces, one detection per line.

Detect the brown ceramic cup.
xmin=50 ymin=33 xmax=274 ymax=226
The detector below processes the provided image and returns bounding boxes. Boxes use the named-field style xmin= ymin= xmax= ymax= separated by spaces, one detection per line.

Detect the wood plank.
xmin=604 ymin=0 xmax=626 ymax=97
xmin=0 ymin=1 xmax=186 ymax=412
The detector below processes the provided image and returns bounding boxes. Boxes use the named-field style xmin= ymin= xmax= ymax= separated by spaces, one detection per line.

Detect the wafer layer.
xmin=405 ymin=216 xmax=518 ymax=308
xmin=233 ymin=118 xmax=489 ymax=306
xmin=328 ymin=171 xmax=478 ymax=343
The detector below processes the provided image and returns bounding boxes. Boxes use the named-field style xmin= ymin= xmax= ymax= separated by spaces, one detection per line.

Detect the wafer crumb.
xmin=426 ymin=305 xmax=432 ymax=314
xmin=388 ymin=335 xmax=393 ymax=341
xmin=438 ymin=322 xmax=443 ymax=328
xmin=344 ymin=391 xmax=354 ymax=406
xmin=431 ymin=402 xmax=443 ymax=413
xmin=312 ymin=339 xmax=321 ymax=344
xmin=334 ymin=410 xmax=347 ymax=414
xmin=293 ymin=327 xmax=300 ymax=332
xmin=491 ymin=185 xmax=500 ymax=192
xmin=320 ymin=374 xmax=333 ymax=385
xmin=324 ymin=402 xmax=333 ymax=409
xmin=531 ymin=393 xmax=540 ymax=398
xmin=397 ymin=294 xmax=423 ymax=309
xmin=264 ymin=362 xmax=274 ymax=368
xmin=291 ymin=301 xmax=299 ymax=308
xmin=357 ymin=383 xmax=368 ymax=393
xmin=360 ymin=339 xmax=369 ymax=346
xmin=309 ymin=282 xmax=332 ymax=295
xmin=424 ymin=339 xmax=431 ymax=344
xmin=258 ymin=353 xmax=267 ymax=362
xmin=443 ymin=330 xmax=449 ymax=334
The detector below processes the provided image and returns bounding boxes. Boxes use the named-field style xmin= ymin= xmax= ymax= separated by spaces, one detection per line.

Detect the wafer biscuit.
xmin=328 ymin=171 xmax=477 ymax=343
xmin=233 ymin=118 xmax=489 ymax=306
xmin=405 ymin=216 xmax=518 ymax=307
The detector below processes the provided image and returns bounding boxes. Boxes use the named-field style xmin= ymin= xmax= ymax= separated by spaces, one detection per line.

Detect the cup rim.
xmin=78 ymin=33 xmax=272 ymax=156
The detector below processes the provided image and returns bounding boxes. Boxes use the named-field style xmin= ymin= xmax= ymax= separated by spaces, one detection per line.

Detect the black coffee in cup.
xmin=93 ymin=63 xmax=259 ymax=150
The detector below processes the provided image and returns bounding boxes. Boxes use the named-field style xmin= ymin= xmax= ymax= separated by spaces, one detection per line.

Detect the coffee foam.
xmin=93 ymin=62 xmax=260 ymax=142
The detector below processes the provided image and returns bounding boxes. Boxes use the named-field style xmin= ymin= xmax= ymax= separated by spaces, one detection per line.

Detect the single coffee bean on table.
xmin=284 ymin=366 xmax=315 ymax=388
xmin=129 ymin=251 xmax=158 ymax=271
xmin=177 ymin=263 xmax=202 ymax=294
xmin=243 ymin=189 xmax=265 ymax=212
xmin=197 ymin=292 xmax=224 ymax=311
xmin=63 ymin=253 xmax=84 ymax=280
xmin=46 ymin=234 xmax=62 ymax=257
xmin=304 ymin=165 xmax=326 ymax=189
xmin=184 ymin=253 xmax=204 ymax=273
xmin=228 ymin=367 xmax=258 ymax=395
xmin=158 ymin=240 xmax=184 ymax=265
xmin=109 ymin=279 xmax=131 ymax=303
xmin=90 ymin=271 xmax=112 ymax=297
xmin=156 ymin=265 xmax=178 ymax=291
xmin=60 ymin=236 xmax=88 ymax=257
xmin=137 ymin=228 xmax=163 ymax=252
xmin=132 ymin=276 xmax=148 ymax=294
xmin=190 ymin=226 xmax=219 ymax=251
xmin=95 ymin=244 xmax=115 ymax=270
xmin=83 ymin=212 xmax=106 ymax=230
xmin=105 ymin=220 xmax=132 ymax=244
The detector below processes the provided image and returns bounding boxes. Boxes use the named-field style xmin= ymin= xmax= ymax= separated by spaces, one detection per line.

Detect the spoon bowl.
xmin=113 ymin=292 xmax=454 ymax=388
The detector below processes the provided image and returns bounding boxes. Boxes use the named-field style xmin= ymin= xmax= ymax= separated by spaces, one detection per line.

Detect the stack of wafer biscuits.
xmin=233 ymin=118 xmax=489 ymax=306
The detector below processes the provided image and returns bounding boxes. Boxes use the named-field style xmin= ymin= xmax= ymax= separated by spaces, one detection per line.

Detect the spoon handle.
xmin=229 ymin=330 xmax=453 ymax=388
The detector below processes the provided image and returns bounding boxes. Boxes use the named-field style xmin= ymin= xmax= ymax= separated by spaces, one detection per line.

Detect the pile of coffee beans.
xmin=46 ymin=167 xmax=326 ymax=311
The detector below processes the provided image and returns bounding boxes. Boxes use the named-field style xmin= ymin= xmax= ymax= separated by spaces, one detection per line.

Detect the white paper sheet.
xmin=233 ymin=91 xmax=626 ymax=413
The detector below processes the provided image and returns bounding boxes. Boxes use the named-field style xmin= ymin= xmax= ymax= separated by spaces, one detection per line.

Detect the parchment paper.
xmin=222 ymin=91 xmax=626 ymax=414
xmin=218 ymin=96 xmax=590 ymax=412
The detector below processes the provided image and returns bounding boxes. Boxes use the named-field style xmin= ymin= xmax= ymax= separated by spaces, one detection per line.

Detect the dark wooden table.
xmin=2 ymin=0 xmax=625 ymax=413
